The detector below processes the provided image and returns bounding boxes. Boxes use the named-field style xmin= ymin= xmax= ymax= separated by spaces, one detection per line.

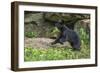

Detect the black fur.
xmin=52 ymin=20 xmax=81 ymax=50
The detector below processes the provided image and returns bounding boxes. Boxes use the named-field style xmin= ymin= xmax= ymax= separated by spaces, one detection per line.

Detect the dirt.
xmin=24 ymin=37 xmax=71 ymax=49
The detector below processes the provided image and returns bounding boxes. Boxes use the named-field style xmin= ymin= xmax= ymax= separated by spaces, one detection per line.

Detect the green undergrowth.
xmin=24 ymin=45 xmax=90 ymax=61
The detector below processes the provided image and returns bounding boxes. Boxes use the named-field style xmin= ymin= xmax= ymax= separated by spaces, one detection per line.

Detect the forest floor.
xmin=24 ymin=37 xmax=71 ymax=49
xmin=24 ymin=37 xmax=90 ymax=61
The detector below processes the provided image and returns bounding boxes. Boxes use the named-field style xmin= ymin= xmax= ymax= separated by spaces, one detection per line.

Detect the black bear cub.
xmin=51 ymin=20 xmax=81 ymax=50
